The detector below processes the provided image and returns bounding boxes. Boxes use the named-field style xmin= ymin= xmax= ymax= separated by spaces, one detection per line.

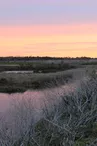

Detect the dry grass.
xmin=0 ymin=72 xmax=97 ymax=145
xmin=0 ymin=67 xmax=89 ymax=93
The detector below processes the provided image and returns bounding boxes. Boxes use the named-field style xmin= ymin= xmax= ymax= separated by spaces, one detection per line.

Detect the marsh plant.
xmin=0 ymin=73 xmax=97 ymax=145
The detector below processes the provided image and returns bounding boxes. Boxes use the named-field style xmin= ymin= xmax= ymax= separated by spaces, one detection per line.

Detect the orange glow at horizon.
xmin=0 ymin=24 xmax=97 ymax=57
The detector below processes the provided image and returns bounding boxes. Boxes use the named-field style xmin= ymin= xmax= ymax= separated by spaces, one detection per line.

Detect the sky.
xmin=0 ymin=0 xmax=97 ymax=57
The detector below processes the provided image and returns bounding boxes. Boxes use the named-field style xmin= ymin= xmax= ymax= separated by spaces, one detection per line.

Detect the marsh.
xmin=0 ymin=57 xmax=97 ymax=146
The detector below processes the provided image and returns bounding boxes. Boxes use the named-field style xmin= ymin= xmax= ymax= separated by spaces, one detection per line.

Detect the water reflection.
xmin=0 ymin=82 xmax=77 ymax=114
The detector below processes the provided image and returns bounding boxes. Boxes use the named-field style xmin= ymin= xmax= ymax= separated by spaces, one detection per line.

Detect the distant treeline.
xmin=0 ymin=56 xmax=96 ymax=62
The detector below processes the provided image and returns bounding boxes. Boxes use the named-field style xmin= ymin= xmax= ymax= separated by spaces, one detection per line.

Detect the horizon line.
xmin=0 ymin=56 xmax=97 ymax=59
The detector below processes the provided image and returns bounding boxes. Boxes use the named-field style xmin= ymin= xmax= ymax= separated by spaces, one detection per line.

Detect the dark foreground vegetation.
xmin=0 ymin=71 xmax=97 ymax=145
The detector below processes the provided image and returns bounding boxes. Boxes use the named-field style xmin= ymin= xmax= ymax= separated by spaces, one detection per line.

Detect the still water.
xmin=0 ymin=82 xmax=77 ymax=115
xmin=0 ymin=90 xmax=44 ymax=113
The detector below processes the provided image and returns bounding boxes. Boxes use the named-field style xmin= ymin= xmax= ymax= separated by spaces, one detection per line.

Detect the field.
xmin=0 ymin=57 xmax=97 ymax=145
xmin=0 ymin=57 xmax=97 ymax=93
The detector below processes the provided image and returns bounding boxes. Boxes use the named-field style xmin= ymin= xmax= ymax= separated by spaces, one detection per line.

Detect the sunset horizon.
xmin=0 ymin=0 xmax=97 ymax=57
xmin=1 ymin=1 xmax=97 ymax=144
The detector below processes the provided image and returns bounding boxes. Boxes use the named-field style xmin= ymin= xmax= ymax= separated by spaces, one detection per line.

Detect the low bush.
xmin=0 ymin=74 xmax=97 ymax=145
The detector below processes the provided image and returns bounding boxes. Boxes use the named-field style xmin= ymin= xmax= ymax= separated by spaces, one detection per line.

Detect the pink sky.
xmin=0 ymin=0 xmax=97 ymax=57
xmin=0 ymin=24 xmax=97 ymax=36
xmin=0 ymin=23 xmax=97 ymax=57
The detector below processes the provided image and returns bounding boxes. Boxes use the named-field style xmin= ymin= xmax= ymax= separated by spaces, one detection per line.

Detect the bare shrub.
xmin=0 ymin=75 xmax=97 ymax=145
xmin=34 ymin=76 xmax=97 ymax=146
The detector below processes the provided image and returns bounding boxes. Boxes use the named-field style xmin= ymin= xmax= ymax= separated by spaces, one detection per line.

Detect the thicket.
xmin=0 ymin=72 xmax=97 ymax=145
